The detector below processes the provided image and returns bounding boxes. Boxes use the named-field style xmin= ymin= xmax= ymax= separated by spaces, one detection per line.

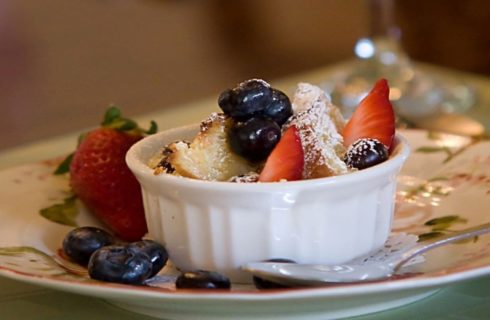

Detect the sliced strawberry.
xmin=342 ymin=79 xmax=395 ymax=148
xmin=259 ymin=125 xmax=304 ymax=182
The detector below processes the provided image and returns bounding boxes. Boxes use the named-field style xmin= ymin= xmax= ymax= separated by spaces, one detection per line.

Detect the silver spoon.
xmin=243 ymin=222 xmax=490 ymax=287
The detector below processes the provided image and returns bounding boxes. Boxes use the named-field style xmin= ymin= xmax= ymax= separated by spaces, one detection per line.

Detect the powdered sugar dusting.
xmin=292 ymin=83 xmax=345 ymax=132
xmin=345 ymin=138 xmax=389 ymax=169
xmin=200 ymin=112 xmax=225 ymax=133
xmin=228 ymin=172 xmax=260 ymax=183
xmin=287 ymin=83 xmax=348 ymax=178
xmin=347 ymin=138 xmax=385 ymax=157
xmin=240 ymin=78 xmax=271 ymax=89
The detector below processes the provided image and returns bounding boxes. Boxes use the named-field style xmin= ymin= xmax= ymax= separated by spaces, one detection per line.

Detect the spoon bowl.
xmin=243 ymin=222 xmax=490 ymax=286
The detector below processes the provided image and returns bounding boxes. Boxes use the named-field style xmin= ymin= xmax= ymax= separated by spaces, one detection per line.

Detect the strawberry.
xmin=56 ymin=107 xmax=157 ymax=241
xmin=259 ymin=125 xmax=304 ymax=182
xmin=342 ymin=79 xmax=395 ymax=149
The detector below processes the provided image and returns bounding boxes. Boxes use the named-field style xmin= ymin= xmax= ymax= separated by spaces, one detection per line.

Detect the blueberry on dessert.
xmin=344 ymin=138 xmax=389 ymax=170
xmin=215 ymin=79 xmax=297 ymax=167
xmin=262 ymin=89 xmax=293 ymax=126
xmin=218 ymin=79 xmax=273 ymax=120
xmin=229 ymin=117 xmax=281 ymax=162
xmin=175 ymin=270 xmax=231 ymax=289
xmin=62 ymin=226 xmax=115 ymax=265
xmin=218 ymin=79 xmax=292 ymax=126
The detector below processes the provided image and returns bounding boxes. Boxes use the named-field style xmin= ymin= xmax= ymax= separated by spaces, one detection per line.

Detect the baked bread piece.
xmin=286 ymin=83 xmax=348 ymax=179
xmin=167 ymin=113 xmax=256 ymax=181
xmin=292 ymin=82 xmax=346 ymax=133
xmin=151 ymin=141 xmax=183 ymax=175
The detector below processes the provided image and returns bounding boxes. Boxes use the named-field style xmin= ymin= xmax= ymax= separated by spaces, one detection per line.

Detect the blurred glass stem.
xmin=325 ymin=0 xmax=476 ymax=121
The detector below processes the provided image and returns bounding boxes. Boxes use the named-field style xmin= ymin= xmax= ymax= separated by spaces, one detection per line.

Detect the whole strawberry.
xmin=57 ymin=107 xmax=157 ymax=241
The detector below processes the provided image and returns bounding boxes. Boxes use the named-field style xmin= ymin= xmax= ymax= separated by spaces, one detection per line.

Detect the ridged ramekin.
xmin=126 ymin=124 xmax=410 ymax=283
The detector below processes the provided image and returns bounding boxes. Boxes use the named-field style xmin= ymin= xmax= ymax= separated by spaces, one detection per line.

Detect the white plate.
xmin=1 ymin=129 xmax=490 ymax=320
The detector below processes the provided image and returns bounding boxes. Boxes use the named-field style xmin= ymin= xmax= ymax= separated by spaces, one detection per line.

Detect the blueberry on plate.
xmin=253 ymin=258 xmax=296 ymax=290
xmin=229 ymin=117 xmax=281 ymax=162
xmin=262 ymin=89 xmax=293 ymax=126
xmin=344 ymin=138 xmax=389 ymax=170
xmin=218 ymin=79 xmax=273 ymax=120
xmin=175 ymin=270 xmax=231 ymax=289
xmin=62 ymin=226 xmax=115 ymax=265
xmin=88 ymin=245 xmax=153 ymax=285
xmin=127 ymin=240 xmax=168 ymax=277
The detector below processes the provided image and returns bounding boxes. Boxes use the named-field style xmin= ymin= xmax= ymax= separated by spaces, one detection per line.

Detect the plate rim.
xmin=0 ymin=128 xmax=489 ymax=303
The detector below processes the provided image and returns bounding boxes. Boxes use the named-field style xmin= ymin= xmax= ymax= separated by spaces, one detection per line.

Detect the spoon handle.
xmin=393 ymin=222 xmax=490 ymax=272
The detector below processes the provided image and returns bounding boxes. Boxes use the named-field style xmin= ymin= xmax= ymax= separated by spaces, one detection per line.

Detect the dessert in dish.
xmin=150 ymin=78 xmax=395 ymax=182
xmin=126 ymin=78 xmax=406 ymax=283
xmin=54 ymin=80 xmax=403 ymax=286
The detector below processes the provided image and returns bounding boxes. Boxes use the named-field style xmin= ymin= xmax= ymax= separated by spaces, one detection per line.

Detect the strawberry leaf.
xmin=54 ymin=153 xmax=74 ymax=175
xmin=109 ymin=118 xmax=138 ymax=131
xmin=77 ymin=132 xmax=88 ymax=145
xmin=100 ymin=106 xmax=157 ymax=135
xmin=145 ymin=120 xmax=158 ymax=135
xmin=40 ymin=196 xmax=78 ymax=227
xmin=102 ymin=106 xmax=122 ymax=126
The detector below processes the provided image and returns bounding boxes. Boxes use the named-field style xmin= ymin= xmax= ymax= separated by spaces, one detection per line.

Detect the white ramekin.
xmin=126 ymin=124 xmax=410 ymax=283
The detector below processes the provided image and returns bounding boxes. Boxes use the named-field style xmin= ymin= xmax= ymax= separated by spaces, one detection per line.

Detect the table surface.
xmin=1 ymin=62 xmax=490 ymax=319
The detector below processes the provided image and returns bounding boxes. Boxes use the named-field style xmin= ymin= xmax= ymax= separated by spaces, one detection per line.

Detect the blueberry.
xmin=253 ymin=258 xmax=296 ymax=290
xmin=217 ymin=89 xmax=235 ymax=116
xmin=263 ymin=89 xmax=293 ymax=126
xmin=229 ymin=117 xmax=281 ymax=162
xmin=127 ymin=240 xmax=168 ymax=277
xmin=62 ymin=227 xmax=115 ymax=265
xmin=88 ymin=245 xmax=153 ymax=285
xmin=344 ymin=138 xmax=389 ymax=170
xmin=218 ymin=79 xmax=272 ymax=120
xmin=175 ymin=270 xmax=231 ymax=290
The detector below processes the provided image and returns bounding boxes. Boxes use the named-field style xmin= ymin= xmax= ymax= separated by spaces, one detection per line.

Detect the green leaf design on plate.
xmin=418 ymin=215 xmax=477 ymax=243
xmin=418 ymin=231 xmax=445 ymax=242
xmin=427 ymin=131 xmax=440 ymax=140
xmin=0 ymin=246 xmax=89 ymax=279
xmin=425 ymin=215 xmax=467 ymax=227
xmin=40 ymin=195 xmax=78 ymax=227
xmin=428 ymin=176 xmax=449 ymax=182
xmin=416 ymin=146 xmax=448 ymax=153
xmin=416 ymin=145 xmax=455 ymax=163
xmin=0 ymin=246 xmax=54 ymax=258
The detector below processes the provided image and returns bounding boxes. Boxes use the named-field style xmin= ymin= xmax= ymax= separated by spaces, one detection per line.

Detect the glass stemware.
xmin=323 ymin=0 xmax=476 ymax=120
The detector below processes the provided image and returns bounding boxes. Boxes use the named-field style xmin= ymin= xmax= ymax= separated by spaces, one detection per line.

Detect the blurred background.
xmin=1 ymin=0 xmax=489 ymax=150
